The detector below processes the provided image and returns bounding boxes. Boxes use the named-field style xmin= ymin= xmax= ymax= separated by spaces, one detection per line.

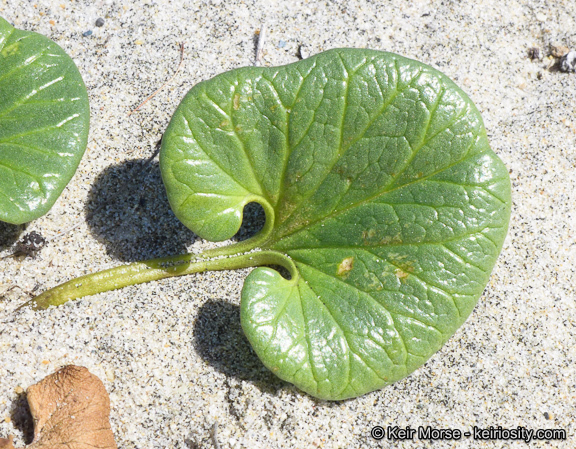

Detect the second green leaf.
xmin=0 ymin=17 xmax=89 ymax=224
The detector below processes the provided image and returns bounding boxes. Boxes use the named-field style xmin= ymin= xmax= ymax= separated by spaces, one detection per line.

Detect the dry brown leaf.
xmin=0 ymin=365 xmax=117 ymax=449
xmin=0 ymin=436 xmax=15 ymax=449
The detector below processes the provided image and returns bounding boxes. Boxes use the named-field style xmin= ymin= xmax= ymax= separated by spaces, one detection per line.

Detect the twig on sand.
xmin=210 ymin=422 xmax=220 ymax=449
xmin=128 ymin=43 xmax=185 ymax=116
xmin=48 ymin=221 xmax=83 ymax=242
xmin=255 ymin=24 xmax=266 ymax=66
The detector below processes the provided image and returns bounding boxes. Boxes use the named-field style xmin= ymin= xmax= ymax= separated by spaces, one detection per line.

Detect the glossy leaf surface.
xmin=0 ymin=17 xmax=89 ymax=224
xmin=161 ymin=49 xmax=511 ymax=400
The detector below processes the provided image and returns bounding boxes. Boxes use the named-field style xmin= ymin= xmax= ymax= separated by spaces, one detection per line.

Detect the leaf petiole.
xmin=24 ymin=242 xmax=296 ymax=311
xmin=26 ymin=196 xmax=282 ymax=311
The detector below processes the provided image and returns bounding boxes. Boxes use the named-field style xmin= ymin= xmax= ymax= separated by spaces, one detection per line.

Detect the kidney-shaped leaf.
xmin=160 ymin=49 xmax=511 ymax=400
xmin=0 ymin=17 xmax=89 ymax=224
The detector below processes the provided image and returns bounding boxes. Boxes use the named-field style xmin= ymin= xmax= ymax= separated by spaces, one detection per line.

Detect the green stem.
xmin=25 ymin=246 xmax=295 ymax=310
xmin=23 ymin=197 xmax=288 ymax=311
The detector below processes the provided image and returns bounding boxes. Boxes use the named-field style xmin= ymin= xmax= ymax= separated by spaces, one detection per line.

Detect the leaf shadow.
xmin=0 ymin=222 xmax=24 ymax=252
xmin=85 ymin=158 xmax=197 ymax=262
xmin=87 ymin=160 xmax=282 ymax=391
xmin=233 ymin=201 xmax=266 ymax=242
xmin=8 ymin=392 xmax=34 ymax=444
xmin=192 ymin=300 xmax=287 ymax=395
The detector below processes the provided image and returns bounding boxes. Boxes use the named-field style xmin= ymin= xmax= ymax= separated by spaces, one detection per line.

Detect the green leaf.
xmin=170 ymin=49 xmax=510 ymax=399
xmin=0 ymin=17 xmax=89 ymax=224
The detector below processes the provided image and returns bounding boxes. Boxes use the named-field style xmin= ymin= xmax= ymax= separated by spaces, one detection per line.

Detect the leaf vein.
xmin=274 ymin=144 xmax=490 ymax=241
xmin=0 ymin=45 xmax=50 ymax=85
xmin=178 ymin=111 xmax=253 ymax=196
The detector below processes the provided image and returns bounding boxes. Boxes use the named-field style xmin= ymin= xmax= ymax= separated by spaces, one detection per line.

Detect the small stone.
xmin=297 ymin=44 xmax=310 ymax=60
xmin=527 ymin=47 xmax=540 ymax=60
xmin=95 ymin=18 xmax=105 ymax=27
xmin=536 ymin=13 xmax=547 ymax=22
xmin=560 ymin=51 xmax=576 ymax=72
xmin=278 ymin=40 xmax=286 ymax=49
xmin=550 ymin=44 xmax=569 ymax=58
xmin=13 ymin=231 xmax=46 ymax=257
xmin=82 ymin=30 xmax=93 ymax=37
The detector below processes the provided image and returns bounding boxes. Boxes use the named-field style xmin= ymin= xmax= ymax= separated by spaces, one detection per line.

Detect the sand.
xmin=1 ymin=0 xmax=575 ymax=447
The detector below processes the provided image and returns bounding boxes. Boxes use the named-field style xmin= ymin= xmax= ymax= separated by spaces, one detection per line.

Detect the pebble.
xmin=297 ymin=44 xmax=310 ymax=59
xmin=13 ymin=232 xmax=46 ymax=257
xmin=550 ymin=44 xmax=569 ymax=58
xmin=95 ymin=18 xmax=105 ymax=27
xmin=527 ymin=47 xmax=540 ymax=60
xmin=560 ymin=51 xmax=576 ymax=72
xmin=82 ymin=30 xmax=93 ymax=37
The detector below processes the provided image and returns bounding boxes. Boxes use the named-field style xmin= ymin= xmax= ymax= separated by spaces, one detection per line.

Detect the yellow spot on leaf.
xmin=362 ymin=229 xmax=376 ymax=243
xmin=337 ymin=257 xmax=354 ymax=276
xmin=1 ymin=43 xmax=20 ymax=58
xmin=233 ymin=93 xmax=240 ymax=110
xmin=394 ymin=268 xmax=410 ymax=281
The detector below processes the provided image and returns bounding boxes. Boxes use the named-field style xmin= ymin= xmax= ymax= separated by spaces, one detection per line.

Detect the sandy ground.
xmin=1 ymin=0 xmax=575 ymax=447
